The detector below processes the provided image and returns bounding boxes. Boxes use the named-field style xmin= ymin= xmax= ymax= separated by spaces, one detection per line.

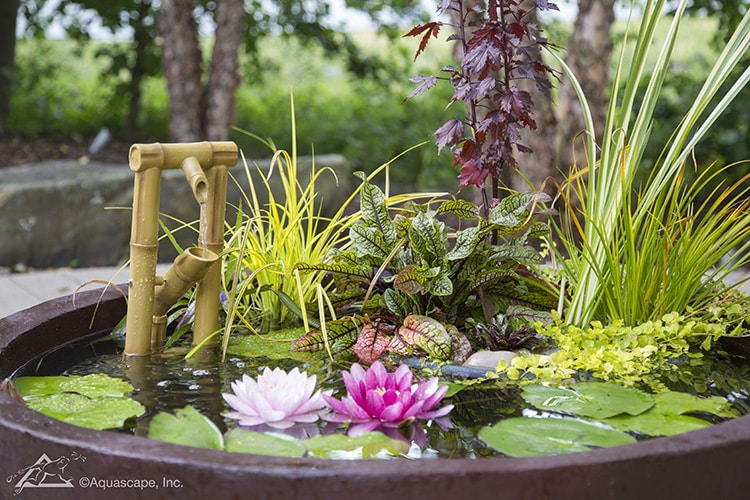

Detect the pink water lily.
xmin=223 ymin=367 xmax=328 ymax=429
xmin=323 ymin=361 xmax=453 ymax=437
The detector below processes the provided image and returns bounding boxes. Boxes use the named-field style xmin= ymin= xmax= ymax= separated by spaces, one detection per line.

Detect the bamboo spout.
xmin=124 ymin=141 xmax=238 ymax=357
xmin=150 ymin=247 xmax=219 ymax=347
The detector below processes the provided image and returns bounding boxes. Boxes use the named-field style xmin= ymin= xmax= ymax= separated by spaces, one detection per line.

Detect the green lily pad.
xmin=303 ymin=432 xmax=410 ymax=459
xmin=604 ymin=412 xmax=711 ymax=436
xmin=148 ymin=406 xmax=224 ymax=450
xmin=25 ymin=393 xmax=145 ymax=430
xmin=522 ymin=382 xmax=654 ymax=419
xmin=479 ymin=417 xmax=636 ymax=457
xmin=14 ymin=373 xmax=134 ymax=399
xmin=650 ymin=392 xmax=738 ymax=418
xmin=15 ymin=373 xmax=145 ymax=430
xmin=224 ymin=429 xmax=408 ymax=458
xmin=224 ymin=429 xmax=307 ymax=457
xmin=226 ymin=328 xmax=312 ymax=361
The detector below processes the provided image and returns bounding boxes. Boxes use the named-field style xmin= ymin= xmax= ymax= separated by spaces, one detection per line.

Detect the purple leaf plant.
xmin=404 ymin=0 xmax=559 ymax=209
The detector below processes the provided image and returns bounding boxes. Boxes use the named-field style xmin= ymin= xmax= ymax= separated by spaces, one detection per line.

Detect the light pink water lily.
xmin=323 ymin=361 xmax=453 ymax=437
xmin=223 ymin=367 xmax=328 ymax=429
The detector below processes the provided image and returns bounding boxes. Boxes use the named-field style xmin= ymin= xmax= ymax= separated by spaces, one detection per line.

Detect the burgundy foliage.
xmin=404 ymin=0 xmax=559 ymax=195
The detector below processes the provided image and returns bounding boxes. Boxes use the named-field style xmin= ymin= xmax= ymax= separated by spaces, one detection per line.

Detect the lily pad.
xmin=226 ymin=328 xmax=312 ymax=361
xmin=604 ymin=413 xmax=711 ymax=436
xmin=14 ymin=373 xmax=134 ymax=399
xmin=522 ymin=382 xmax=654 ymax=419
xmin=15 ymin=373 xmax=145 ymax=430
xmin=224 ymin=429 xmax=307 ymax=457
xmin=148 ymin=405 xmax=224 ymax=450
xmin=650 ymin=392 xmax=738 ymax=418
xmin=479 ymin=417 xmax=636 ymax=457
xmin=303 ymin=432 xmax=410 ymax=459
xmin=25 ymin=393 xmax=145 ymax=430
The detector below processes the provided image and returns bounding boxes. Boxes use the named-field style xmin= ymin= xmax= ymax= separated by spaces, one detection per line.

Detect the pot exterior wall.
xmin=2 ymin=290 xmax=750 ymax=500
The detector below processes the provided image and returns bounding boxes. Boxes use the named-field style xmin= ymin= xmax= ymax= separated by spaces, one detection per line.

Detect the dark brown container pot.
xmin=2 ymin=287 xmax=750 ymax=500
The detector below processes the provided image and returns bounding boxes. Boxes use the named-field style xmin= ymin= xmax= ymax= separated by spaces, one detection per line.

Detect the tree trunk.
xmin=0 ymin=0 xmax=19 ymax=137
xmin=555 ymin=0 xmax=616 ymax=170
xmin=160 ymin=0 xmax=204 ymax=142
xmin=204 ymin=0 xmax=245 ymax=141
xmin=125 ymin=0 xmax=153 ymax=134
xmin=503 ymin=2 xmax=558 ymax=194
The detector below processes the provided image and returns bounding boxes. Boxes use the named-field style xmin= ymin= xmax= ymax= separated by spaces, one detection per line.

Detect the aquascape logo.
xmin=5 ymin=451 xmax=86 ymax=496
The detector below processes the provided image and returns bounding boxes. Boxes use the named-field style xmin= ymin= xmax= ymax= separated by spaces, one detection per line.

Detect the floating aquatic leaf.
xmin=303 ymin=432 xmax=409 ymax=459
xmin=227 ymin=328 xmax=311 ymax=361
xmin=522 ymin=382 xmax=654 ymax=419
xmin=650 ymin=391 xmax=738 ymax=419
xmin=15 ymin=373 xmax=145 ymax=430
xmin=224 ymin=429 xmax=307 ymax=457
xmin=14 ymin=373 xmax=134 ymax=399
xmin=148 ymin=405 xmax=224 ymax=450
xmin=479 ymin=417 xmax=636 ymax=457
xmin=604 ymin=413 xmax=711 ymax=437
xmin=25 ymin=393 xmax=145 ymax=431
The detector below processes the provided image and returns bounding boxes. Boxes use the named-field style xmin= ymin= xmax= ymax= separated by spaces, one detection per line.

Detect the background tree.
xmin=0 ymin=0 xmax=20 ymax=137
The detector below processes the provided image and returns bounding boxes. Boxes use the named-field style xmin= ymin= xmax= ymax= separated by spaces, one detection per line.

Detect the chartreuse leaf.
xmin=224 ymin=428 xmax=307 ymax=457
xmin=479 ymin=417 xmax=636 ymax=457
xmin=148 ymin=405 xmax=224 ymax=450
xmin=15 ymin=373 xmax=145 ymax=431
xmin=522 ymin=382 xmax=654 ymax=419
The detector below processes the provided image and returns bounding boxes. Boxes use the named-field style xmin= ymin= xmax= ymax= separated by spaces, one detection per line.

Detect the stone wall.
xmin=0 ymin=155 xmax=351 ymax=268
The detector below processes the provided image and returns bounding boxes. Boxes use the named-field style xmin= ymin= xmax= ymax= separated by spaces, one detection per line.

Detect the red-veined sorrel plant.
xmin=404 ymin=0 xmax=559 ymax=207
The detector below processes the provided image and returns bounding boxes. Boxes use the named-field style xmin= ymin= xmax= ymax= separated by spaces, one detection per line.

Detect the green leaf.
xmin=14 ymin=373 xmax=134 ymax=399
xmin=303 ymin=432 xmax=409 ymax=459
xmin=429 ymin=274 xmax=453 ymax=296
xmin=148 ymin=406 xmax=224 ymax=450
xmin=350 ymin=224 xmax=391 ymax=260
xmin=224 ymin=429 xmax=307 ymax=457
xmin=604 ymin=413 xmax=711 ymax=436
xmin=290 ymin=318 xmax=360 ymax=354
xmin=226 ymin=328 xmax=312 ymax=361
xmin=25 ymin=393 xmax=145 ymax=431
xmin=15 ymin=374 xmax=145 ymax=430
xmin=650 ymin=391 xmax=739 ymax=419
xmin=445 ymin=226 xmax=483 ymax=262
xmin=522 ymin=383 xmax=654 ymax=419
xmin=410 ymin=211 xmax=448 ymax=261
xmin=357 ymin=179 xmax=398 ymax=245
xmin=394 ymin=265 xmax=427 ymax=294
xmin=437 ymin=199 xmax=479 ymax=219
xmin=479 ymin=417 xmax=636 ymax=457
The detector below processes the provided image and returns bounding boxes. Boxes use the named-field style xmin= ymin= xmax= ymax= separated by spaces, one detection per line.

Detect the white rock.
xmin=462 ymin=350 xmax=516 ymax=370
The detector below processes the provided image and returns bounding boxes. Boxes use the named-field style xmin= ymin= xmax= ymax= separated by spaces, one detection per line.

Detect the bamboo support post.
xmin=124 ymin=141 xmax=238 ymax=357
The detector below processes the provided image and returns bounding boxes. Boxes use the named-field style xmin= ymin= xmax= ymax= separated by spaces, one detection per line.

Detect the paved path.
xmin=1 ymin=266 xmax=748 ymax=320
xmin=0 ymin=265 xmax=170 ymax=319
